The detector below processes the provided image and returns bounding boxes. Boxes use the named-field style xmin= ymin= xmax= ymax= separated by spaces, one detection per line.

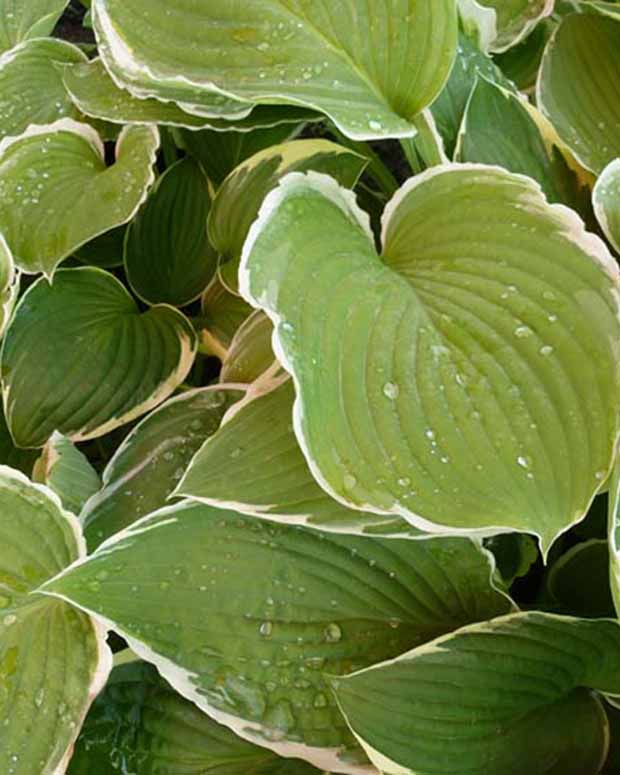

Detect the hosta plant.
xmin=3 ymin=0 xmax=620 ymax=773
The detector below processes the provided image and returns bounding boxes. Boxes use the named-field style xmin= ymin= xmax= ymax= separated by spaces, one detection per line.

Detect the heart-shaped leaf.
xmin=0 ymin=120 xmax=159 ymax=276
xmin=330 ymin=612 xmax=620 ymax=775
xmin=69 ymin=659 xmax=325 ymax=774
xmin=0 ymin=465 xmax=110 ymax=774
xmin=0 ymin=0 xmax=68 ymax=54
xmin=0 ymin=38 xmax=87 ymax=142
xmin=92 ymin=0 xmax=457 ymax=140
xmin=458 ymin=0 xmax=554 ymax=53
xmin=44 ymin=501 xmax=511 ymax=773
xmin=1 ymin=267 xmax=197 ymax=448
xmin=240 ymin=167 xmax=620 ymax=552
xmin=82 ymin=385 xmax=244 ymax=550
xmin=178 ymin=379 xmax=417 ymax=538
xmin=124 ymin=157 xmax=218 ymax=307
xmin=220 ymin=310 xmax=275 ymax=384
xmin=594 ymin=159 xmax=620 ymax=254
xmin=538 ymin=13 xmax=620 ymax=175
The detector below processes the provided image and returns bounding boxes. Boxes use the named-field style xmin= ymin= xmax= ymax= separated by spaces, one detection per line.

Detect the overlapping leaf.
xmin=200 ymin=276 xmax=254 ymax=358
xmin=458 ymin=0 xmax=554 ymax=53
xmin=220 ymin=310 xmax=275 ymax=384
xmin=0 ymin=0 xmax=68 ymax=54
xmin=240 ymin=167 xmax=620 ymax=551
xmin=0 ymin=234 xmax=17 ymax=339
xmin=594 ymin=159 xmax=620 ymax=254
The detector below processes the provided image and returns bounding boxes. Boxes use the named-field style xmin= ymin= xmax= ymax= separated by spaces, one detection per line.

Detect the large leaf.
xmin=331 ymin=612 xmax=620 ymax=775
xmin=458 ymin=0 xmax=554 ymax=53
xmin=44 ymin=501 xmax=510 ymax=773
xmin=0 ymin=466 xmax=110 ymax=774
xmin=82 ymin=385 xmax=244 ymax=550
xmin=537 ymin=13 xmax=620 ymax=175
xmin=178 ymin=379 xmax=417 ymax=538
xmin=0 ymin=120 xmax=159 ymax=276
xmin=63 ymin=58 xmax=318 ymax=132
xmin=211 ymin=140 xmax=368 ymax=294
xmin=240 ymin=168 xmax=620 ymax=552
xmin=69 ymin=659 xmax=324 ymax=774
xmin=0 ymin=0 xmax=68 ymax=54
xmin=91 ymin=0 xmax=457 ymax=140
xmin=1 ymin=267 xmax=197 ymax=448
xmin=594 ymin=158 xmax=620 ymax=254
xmin=220 ymin=310 xmax=275 ymax=384
xmin=124 ymin=157 xmax=218 ymax=307
xmin=0 ymin=38 xmax=86 ymax=143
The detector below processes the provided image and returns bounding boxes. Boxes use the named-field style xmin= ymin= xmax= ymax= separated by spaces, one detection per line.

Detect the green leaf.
xmin=0 ymin=234 xmax=18 ymax=339
xmin=545 ymin=539 xmax=615 ymax=618
xmin=63 ymin=57 xmax=319 ymax=132
xmin=210 ymin=139 xmax=368 ymax=294
xmin=69 ymin=660 xmax=325 ymax=774
xmin=199 ymin=276 xmax=253 ymax=358
xmin=330 ymin=612 xmax=620 ymax=775
xmin=240 ymin=168 xmax=620 ymax=553
xmin=0 ymin=465 xmax=110 ymax=774
xmin=0 ymin=404 xmax=37 ymax=475
xmin=608 ymin=458 xmax=620 ymax=617
xmin=456 ymin=76 xmax=588 ymax=211
xmin=220 ymin=310 xmax=275 ymax=384
xmin=484 ymin=532 xmax=539 ymax=587
xmin=538 ymin=13 xmax=620 ymax=175
xmin=33 ymin=432 xmax=101 ymax=516
xmin=124 ymin=157 xmax=218 ymax=307
xmin=82 ymin=385 xmax=243 ymax=551
xmin=92 ymin=0 xmax=457 ymax=140
xmin=74 ymin=224 xmax=125 ymax=269
xmin=44 ymin=501 xmax=510 ymax=772
xmin=458 ymin=0 xmax=554 ymax=53
xmin=0 ymin=120 xmax=159 ymax=276
xmin=493 ymin=18 xmax=553 ymax=91
xmin=0 ymin=38 xmax=87 ymax=143
xmin=0 ymin=0 xmax=68 ymax=54
xmin=1 ymin=267 xmax=197 ymax=448
xmin=178 ymin=379 xmax=417 ymax=538
xmin=594 ymin=158 xmax=620 ymax=253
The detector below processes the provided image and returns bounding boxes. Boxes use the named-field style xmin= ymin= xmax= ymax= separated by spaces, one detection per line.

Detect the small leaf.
xmin=0 ymin=120 xmax=159 ymax=276
xmin=200 ymin=276 xmax=253 ymax=358
xmin=1 ymin=267 xmax=197 ymax=448
xmin=44 ymin=502 xmax=510 ymax=772
xmin=124 ymin=157 xmax=218 ymax=307
xmin=82 ymin=385 xmax=243 ymax=550
xmin=220 ymin=310 xmax=275 ymax=384
xmin=0 ymin=0 xmax=68 ymax=54
xmin=0 ymin=234 xmax=18 ymax=339
xmin=545 ymin=539 xmax=615 ymax=618
xmin=0 ymin=466 xmax=111 ymax=774
xmin=240 ymin=168 xmax=620 ymax=552
xmin=458 ymin=0 xmax=554 ymax=53
xmin=594 ymin=158 xmax=620 ymax=253
xmin=331 ymin=612 xmax=620 ymax=775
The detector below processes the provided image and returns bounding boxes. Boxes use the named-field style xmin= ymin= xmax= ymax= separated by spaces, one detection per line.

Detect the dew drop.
xmin=323 ymin=623 xmax=342 ymax=643
xmin=517 ymin=455 xmax=531 ymax=470
xmin=368 ymin=119 xmax=382 ymax=131
xmin=382 ymin=382 xmax=399 ymax=400
xmin=514 ymin=325 xmax=532 ymax=338
xmin=3 ymin=614 xmax=17 ymax=627
xmin=259 ymin=621 xmax=273 ymax=637
xmin=343 ymin=473 xmax=357 ymax=490
xmin=539 ymin=345 xmax=554 ymax=357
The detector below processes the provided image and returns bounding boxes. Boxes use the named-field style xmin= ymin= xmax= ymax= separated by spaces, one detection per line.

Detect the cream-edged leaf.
xmin=594 ymin=158 xmax=620 ymax=253
xmin=220 ymin=310 xmax=275 ymax=385
xmin=0 ymin=0 xmax=68 ymax=54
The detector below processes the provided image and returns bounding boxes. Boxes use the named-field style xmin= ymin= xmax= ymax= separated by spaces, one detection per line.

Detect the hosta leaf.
xmin=63 ymin=58 xmax=318 ymax=132
xmin=594 ymin=159 xmax=620 ymax=253
xmin=584 ymin=1 xmax=620 ymax=20
xmin=124 ymin=157 xmax=218 ymax=307
xmin=0 ymin=234 xmax=18 ymax=339
xmin=545 ymin=539 xmax=614 ymax=618
xmin=458 ymin=0 xmax=554 ymax=53
xmin=44 ymin=502 xmax=510 ymax=773
xmin=69 ymin=660 xmax=324 ymax=774
xmin=92 ymin=0 xmax=457 ymax=141
xmin=240 ymin=168 xmax=620 ymax=552
xmin=33 ymin=432 xmax=101 ymax=516
xmin=0 ymin=38 xmax=86 ymax=142
xmin=1 ymin=267 xmax=197 ymax=448
xmin=74 ymin=224 xmax=125 ymax=269
xmin=220 ymin=310 xmax=275 ymax=384
xmin=456 ymin=76 xmax=587 ymax=211
xmin=0 ymin=0 xmax=68 ymax=54
xmin=484 ymin=532 xmax=539 ymax=587
xmin=0 ymin=406 xmax=37 ymax=475
xmin=608 ymin=459 xmax=620 ymax=617
xmin=0 ymin=466 xmax=110 ymax=774
xmin=82 ymin=385 xmax=244 ymax=550
xmin=331 ymin=612 xmax=620 ymax=775
xmin=0 ymin=120 xmax=159 ymax=276
xmin=200 ymin=276 xmax=254 ymax=358
xmin=178 ymin=379 xmax=417 ymax=538
xmin=537 ymin=13 xmax=620 ymax=175
xmin=211 ymin=140 xmax=368 ymax=294
xmin=493 ymin=18 xmax=552 ymax=91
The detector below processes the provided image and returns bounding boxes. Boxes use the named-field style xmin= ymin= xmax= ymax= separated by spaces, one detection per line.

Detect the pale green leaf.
xmin=44 ymin=501 xmax=510 ymax=773
xmin=1 ymin=267 xmax=197 ymax=448
xmin=0 ymin=465 xmax=110 ymax=774
xmin=331 ymin=612 xmax=620 ymax=775
xmin=200 ymin=276 xmax=254 ymax=358
xmin=458 ymin=0 xmax=554 ymax=53
xmin=220 ymin=310 xmax=275 ymax=384
xmin=594 ymin=158 xmax=620 ymax=253
xmin=33 ymin=432 xmax=101 ymax=516
xmin=178 ymin=379 xmax=417 ymax=538
xmin=0 ymin=38 xmax=86 ymax=142
xmin=210 ymin=139 xmax=368 ymax=294
xmin=0 ymin=234 xmax=18 ymax=339
xmin=537 ymin=13 xmax=620 ymax=174
xmin=124 ymin=157 xmax=218 ymax=307
xmin=545 ymin=539 xmax=614 ymax=618
xmin=0 ymin=0 xmax=68 ymax=54
xmin=92 ymin=0 xmax=457 ymax=140
xmin=0 ymin=120 xmax=159 ymax=276
xmin=82 ymin=385 xmax=244 ymax=550
xmin=69 ymin=660 xmax=325 ymax=774
xmin=240 ymin=168 xmax=620 ymax=553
